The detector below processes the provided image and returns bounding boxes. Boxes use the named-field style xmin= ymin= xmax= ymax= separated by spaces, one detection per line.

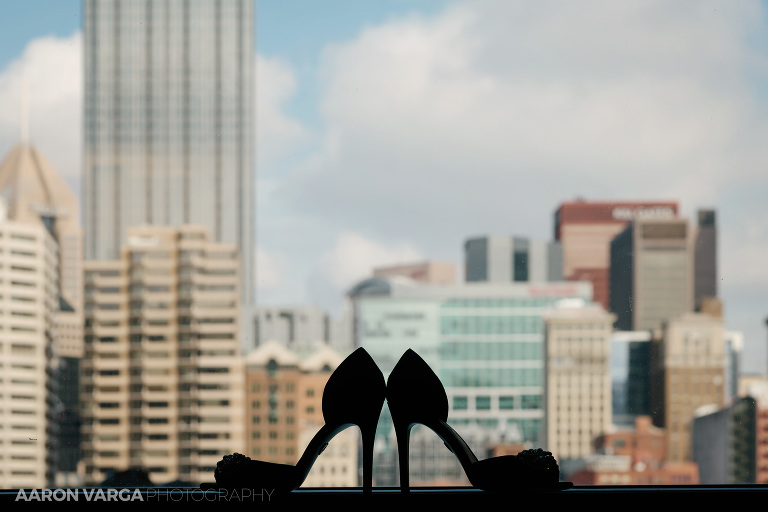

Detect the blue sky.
xmin=1 ymin=1 xmax=768 ymax=373
xmin=0 ymin=2 xmax=81 ymax=66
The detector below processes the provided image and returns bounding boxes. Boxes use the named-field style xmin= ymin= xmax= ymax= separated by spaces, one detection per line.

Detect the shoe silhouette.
xmin=212 ymin=347 xmax=386 ymax=493
xmin=386 ymin=348 xmax=571 ymax=492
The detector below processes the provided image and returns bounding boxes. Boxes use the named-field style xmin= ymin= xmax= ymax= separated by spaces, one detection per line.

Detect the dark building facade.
xmin=610 ymin=226 xmax=634 ymax=331
xmin=626 ymin=339 xmax=652 ymax=418
xmin=694 ymin=209 xmax=718 ymax=309
xmin=693 ymin=397 xmax=757 ymax=484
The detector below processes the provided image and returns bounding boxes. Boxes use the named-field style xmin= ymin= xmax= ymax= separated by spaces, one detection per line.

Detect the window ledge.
xmin=3 ymin=485 xmax=768 ymax=505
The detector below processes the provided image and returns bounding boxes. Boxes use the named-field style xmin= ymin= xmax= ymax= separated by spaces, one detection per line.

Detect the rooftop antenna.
xmin=20 ymin=74 xmax=29 ymax=144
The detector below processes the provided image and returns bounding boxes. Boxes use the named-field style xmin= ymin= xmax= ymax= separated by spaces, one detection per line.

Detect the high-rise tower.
xmin=0 ymin=143 xmax=84 ymax=486
xmin=694 ymin=209 xmax=717 ymax=309
xmin=554 ymin=200 xmax=678 ymax=311
xmin=83 ymin=0 xmax=255 ymax=304
xmin=81 ymin=225 xmax=245 ymax=484
xmin=609 ymin=217 xmax=694 ymax=332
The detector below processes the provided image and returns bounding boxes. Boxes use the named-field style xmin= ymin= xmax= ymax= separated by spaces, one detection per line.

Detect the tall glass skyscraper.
xmin=83 ymin=0 xmax=255 ymax=304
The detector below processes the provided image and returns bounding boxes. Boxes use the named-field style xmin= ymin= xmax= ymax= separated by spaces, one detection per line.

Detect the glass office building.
xmin=610 ymin=330 xmax=653 ymax=427
xmin=356 ymin=279 xmax=593 ymax=447
xmin=83 ymin=0 xmax=255 ymax=304
xmin=438 ymin=295 xmax=556 ymax=444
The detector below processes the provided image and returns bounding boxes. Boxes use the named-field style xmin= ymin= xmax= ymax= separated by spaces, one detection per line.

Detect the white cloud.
xmin=277 ymin=0 xmax=768 ymax=246
xmin=315 ymin=232 xmax=422 ymax=290
xmin=721 ymin=215 xmax=768 ymax=287
xmin=0 ymin=32 xmax=82 ymax=186
xmin=256 ymin=54 xmax=310 ymax=170
xmin=255 ymin=245 xmax=288 ymax=291
xmin=299 ymin=231 xmax=423 ymax=313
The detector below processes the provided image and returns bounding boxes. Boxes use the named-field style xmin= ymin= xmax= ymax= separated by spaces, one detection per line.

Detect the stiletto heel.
xmin=360 ymin=417 xmax=377 ymax=491
xmin=393 ymin=421 xmax=411 ymax=492
xmin=211 ymin=347 xmax=386 ymax=493
xmin=387 ymin=349 xmax=571 ymax=492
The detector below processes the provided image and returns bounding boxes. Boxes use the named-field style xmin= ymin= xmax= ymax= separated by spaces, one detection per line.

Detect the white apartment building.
xmin=81 ymin=225 xmax=244 ymax=485
xmin=0 ymin=141 xmax=85 ymax=488
xmin=0 ymin=143 xmax=84 ymax=359
xmin=0 ymin=201 xmax=60 ymax=488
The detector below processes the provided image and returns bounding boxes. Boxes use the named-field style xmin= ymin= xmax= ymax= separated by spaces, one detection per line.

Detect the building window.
xmin=499 ymin=396 xmax=515 ymax=409
xmin=267 ymin=359 xmax=278 ymax=378
xmin=521 ymin=395 xmax=541 ymax=409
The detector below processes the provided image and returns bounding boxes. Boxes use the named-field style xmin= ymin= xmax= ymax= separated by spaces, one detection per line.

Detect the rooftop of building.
xmin=245 ymin=340 xmax=345 ymax=372
xmin=0 ymin=142 xmax=79 ymax=226
xmin=348 ymin=275 xmax=593 ymax=300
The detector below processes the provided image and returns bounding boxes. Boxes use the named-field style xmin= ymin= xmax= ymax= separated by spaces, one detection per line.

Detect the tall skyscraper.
xmin=694 ymin=209 xmax=717 ymax=309
xmin=83 ymin=0 xmax=255 ymax=305
xmin=610 ymin=217 xmax=694 ymax=332
xmin=554 ymin=200 xmax=678 ymax=311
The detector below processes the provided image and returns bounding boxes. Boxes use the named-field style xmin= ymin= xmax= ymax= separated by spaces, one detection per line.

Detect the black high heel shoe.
xmin=386 ymin=349 xmax=572 ymax=492
xmin=211 ymin=347 xmax=386 ymax=493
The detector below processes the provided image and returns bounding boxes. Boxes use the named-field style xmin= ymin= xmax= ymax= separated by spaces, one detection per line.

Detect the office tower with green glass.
xmin=350 ymin=276 xmax=592 ymax=485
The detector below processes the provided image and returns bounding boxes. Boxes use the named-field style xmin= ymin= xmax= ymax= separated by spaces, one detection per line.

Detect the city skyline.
xmin=0 ymin=1 xmax=766 ymax=376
